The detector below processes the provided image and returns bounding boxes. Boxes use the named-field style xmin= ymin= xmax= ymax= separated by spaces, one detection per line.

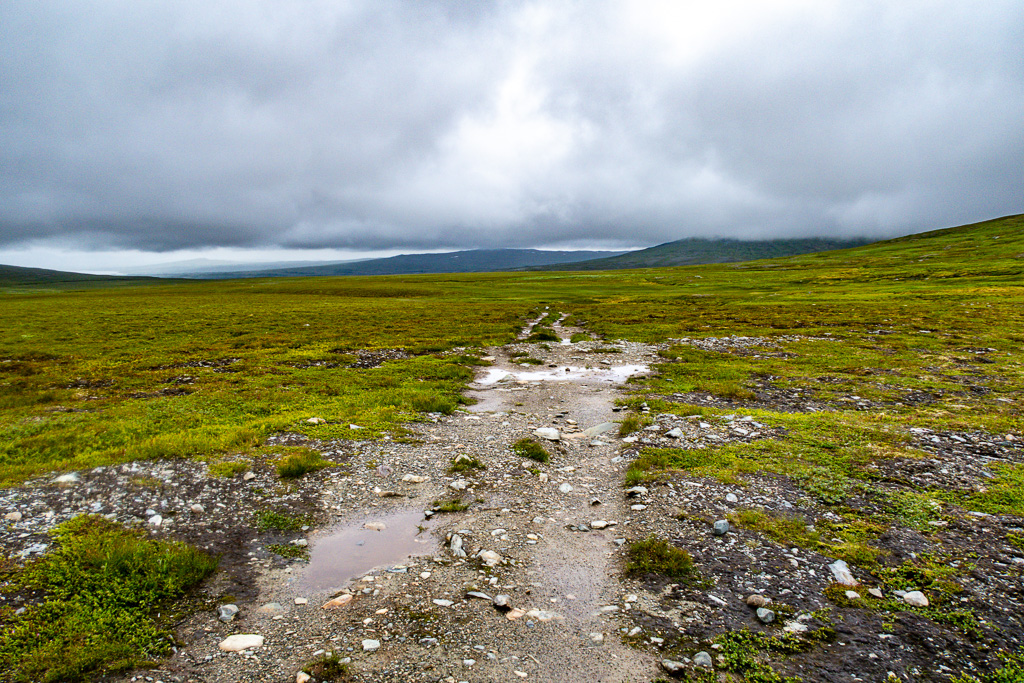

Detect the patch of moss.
xmin=450 ymin=455 xmax=486 ymax=473
xmin=625 ymin=537 xmax=696 ymax=579
xmin=0 ymin=515 xmax=217 ymax=682
xmin=512 ymin=438 xmax=549 ymax=463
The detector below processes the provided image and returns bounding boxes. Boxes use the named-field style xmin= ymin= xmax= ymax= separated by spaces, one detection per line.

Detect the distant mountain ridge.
xmin=528 ymin=237 xmax=871 ymax=271
xmin=199 ymin=248 xmax=628 ymax=278
xmin=0 ymin=264 xmax=142 ymax=286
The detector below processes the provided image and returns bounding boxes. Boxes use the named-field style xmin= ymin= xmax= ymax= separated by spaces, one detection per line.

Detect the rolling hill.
xmin=201 ymin=248 xmax=627 ymax=278
xmin=529 ymin=236 xmax=871 ymax=271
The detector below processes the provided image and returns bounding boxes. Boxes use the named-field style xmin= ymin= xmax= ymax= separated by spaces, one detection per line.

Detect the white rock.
xmin=322 ymin=594 xmax=353 ymax=609
xmin=242 ymin=471 xmax=256 ymax=481
xmin=306 ymin=417 xmax=325 ymax=424
xmin=294 ymin=597 xmax=308 ymax=605
xmin=432 ymin=599 xmax=454 ymax=607
xmin=534 ymin=427 xmax=561 ymax=441
xmin=54 ymin=472 xmax=80 ymax=484
xmin=449 ymin=479 xmax=468 ymax=491
xmin=783 ymin=620 xmax=808 ymax=634
xmin=189 ymin=504 xmax=205 ymax=514
xmin=4 ymin=511 xmax=23 ymax=522
xmin=479 ymin=550 xmax=502 ymax=566
xmin=148 ymin=515 xmax=163 ymax=527
xmin=219 ymin=634 xmax=264 ymax=652
xmin=402 ymin=474 xmax=429 ymax=484
xmin=665 ymin=428 xmax=683 ymax=438
xmin=296 ymin=672 xmax=312 ymax=683
xmin=558 ymin=483 xmax=573 ymax=494
xmin=828 ymin=559 xmax=859 ymax=586
xmin=903 ymin=591 xmax=929 ymax=607
xmin=362 ymin=639 xmax=381 ymax=651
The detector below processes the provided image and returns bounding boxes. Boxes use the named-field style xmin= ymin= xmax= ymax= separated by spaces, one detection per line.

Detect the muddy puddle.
xmin=475 ymin=365 xmax=648 ymax=386
xmin=296 ymin=510 xmax=436 ymax=592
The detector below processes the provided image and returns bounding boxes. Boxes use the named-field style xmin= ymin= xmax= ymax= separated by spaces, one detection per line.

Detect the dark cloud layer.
xmin=1 ymin=0 xmax=1021 ymax=254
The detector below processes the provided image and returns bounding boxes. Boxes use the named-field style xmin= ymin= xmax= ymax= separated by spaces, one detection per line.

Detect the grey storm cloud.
xmin=1 ymin=0 xmax=1022 ymax=253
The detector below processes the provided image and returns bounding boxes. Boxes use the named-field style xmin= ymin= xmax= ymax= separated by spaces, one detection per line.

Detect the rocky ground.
xmin=1 ymin=315 xmax=1022 ymax=683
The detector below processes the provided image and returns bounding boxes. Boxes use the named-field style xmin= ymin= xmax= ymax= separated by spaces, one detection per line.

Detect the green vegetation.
xmin=729 ymin=507 xmax=883 ymax=567
xmin=516 ymin=357 xmax=545 ymax=365
xmin=512 ymin=438 xmax=550 ymax=463
xmin=449 ymin=454 xmax=486 ymax=473
xmin=267 ymin=543 xmax=309 ymax=560
xmin=569 ymin=332 xmax=591 ymax=343
xmin=952 ymin=654 xmax=1024 ymax=683
xmin=0 ymin=515 xmax=217 ymax=682
xmin=207 ymin=459 xmax=250 ymax=478
xmin=254 ymin=509 xmax=310 ymax=532
xmin=302 ymin=653 xmax=351 ymax=681
xmin=625 ymin=537 xmax=696 ymax=579
xmin=275 ymin=447 xmax=332 ymax=478
xmin=432 ymin=498 xmax=469 ymax=513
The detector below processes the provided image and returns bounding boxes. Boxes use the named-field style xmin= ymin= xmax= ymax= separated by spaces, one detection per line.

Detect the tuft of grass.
xmin=729 ymin=507 xmax=884 ymax=568
xmin=267 ymin=543 xmax=309 ymax=560
xmin=618 ymin=414 xmax=650 ymax=437
xmin=526 ymin=329 xmax=559 ymax=342
xmin=625 ymin=536 xmax=696 ymax=579
xmin=303 ymin=653 xmax=351 ymax=681
xmin=0 ymin=515 xmax=217 ymax=682
xmin=450 ymin=454 xmax=486 ymax=473
xmin=516 ymin=357 xmax=544 ymax=365
xmin=207 ymin=459 xmax=250 ymax=478
xmin=432 ymin=498 xmax=469 ymax=513
xmin=254 ymin=509 xmax=310 ymax=532
xmin=512 ymin=438 xmax=549 ymax=463
xmin=952 ymin=654 xmax=1024 ymax=683
xmin=569 ymin=332 xmax=591 ymax=343
xmin=276 ymin=448 xmax=331 ymax=478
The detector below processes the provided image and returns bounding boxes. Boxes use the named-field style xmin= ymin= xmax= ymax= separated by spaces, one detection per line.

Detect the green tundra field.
xmin=2 ymin=214 xmax=1021 ymax=485
xmin=1 ymin=213 xmax=1023 ymax=682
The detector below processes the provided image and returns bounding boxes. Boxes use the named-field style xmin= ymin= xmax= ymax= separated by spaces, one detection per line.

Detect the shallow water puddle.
xmin=475 ymin=365 xmax=648 ymax=386
xmin=297 ymin=510 xmax=436 ymax=592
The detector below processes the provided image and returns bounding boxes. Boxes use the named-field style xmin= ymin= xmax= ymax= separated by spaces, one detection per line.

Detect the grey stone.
xmin=583 ymin=422 xmax=617 ymax=437
xmin=493 ymin=595 xmax=512 ymax=611
xmin=217 ymin=604 xmax=239 ymax=622
xmin=534 ymin=427 xmax=561 ymax=441
xmin=903 ymin=591 xmax=929 ymax=607
xmin=756 ymin=607 xmax=775 ymax=624
xmin=466 ymin=591 xmax=492 ymax=600
xmin=362 ymin=639 xmax=380 ymax=651
xmin=661 ymin=659 xmax=685 ymax=674
xmin=712 ymin=520 xmax=730 ymax=536
xmin=693 ymin=651 xmax=714 ymax=668
xmin=625 ymin=486 xmax=648 ymax=497
xmin=666 ymin=428 xmax=683 ymax=438
xmin=828 ymin=559 xmax=858 ymax=586
xmin=725 ymin=493 xmax=739 ymax=503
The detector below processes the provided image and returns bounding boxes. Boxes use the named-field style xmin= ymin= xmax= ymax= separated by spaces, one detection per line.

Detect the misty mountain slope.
xmin=529 ymin=237 xmax=872 ymax=271
xmin=200 ymin=248 xmax=627 ymax=278
xmin=0 ymin=264 xmax=139 ymax=286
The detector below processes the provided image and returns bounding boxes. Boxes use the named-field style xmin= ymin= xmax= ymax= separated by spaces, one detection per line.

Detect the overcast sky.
xmin=1 ymin=0 xmax=1022 ymax=271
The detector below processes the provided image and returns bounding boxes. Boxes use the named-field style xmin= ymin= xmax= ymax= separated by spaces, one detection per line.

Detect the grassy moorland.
xmin=0 ymin=215 xmax=1021 ymax=485
xmin=0 ymin=214 xmax=1022 ymax=681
